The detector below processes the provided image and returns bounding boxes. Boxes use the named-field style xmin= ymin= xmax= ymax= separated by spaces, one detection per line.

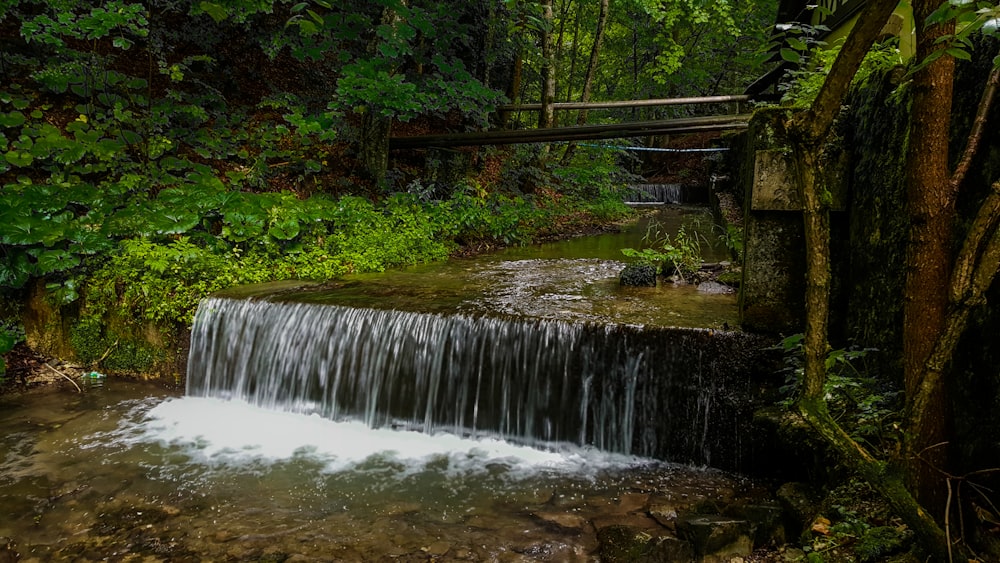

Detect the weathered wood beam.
xmin=389 ymin=114 xmax=751 ymax=149
xmin=497 ymin=95 xmax=749 ymax=111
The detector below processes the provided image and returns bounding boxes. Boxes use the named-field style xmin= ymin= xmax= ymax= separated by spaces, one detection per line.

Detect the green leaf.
xmin=34 ymin=249 xmax=80 ymax=275
xmin=786 ymin=37 xmax=808 ymax=51
xmin=0 ymin=111 xmax=25 ymax=128
xmin=4 ymin=150 xmax=33 ymax=167
xmin=779 ymin=48 xmax=801 ymax=64
xmin=0 ymin=330 xmax=17 ymax=354
xmin=0 ymin=251 xmax=32 ymax=288
xmin=268 ymin=218 xmax=300 ymax=240
xmin=46 ymin=279 xmax=79 ymax=304
xmin=200 ymin=1 xmax=228 ymax=23
xmin=120 ymin=129 xmax=142 ymax=144
xmin=945 ymin=47 xmax=972 ymax=61
xmin=296 ymin=19 xmax=318 ymax=35
xmin=149 ymin=211 xmax=201 ymax=235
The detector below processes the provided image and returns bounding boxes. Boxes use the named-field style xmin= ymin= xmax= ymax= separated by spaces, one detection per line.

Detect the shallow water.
xmin=249 ymin=207 xmax=738 ymax=329
xmin=0 ymin=207 xmax=751 ymax=560
xmin=0 ymin=380 xmax=757 ymax=561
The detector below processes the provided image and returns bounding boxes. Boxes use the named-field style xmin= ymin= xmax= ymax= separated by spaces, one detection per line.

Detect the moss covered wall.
xmin=21 ymin=282 xmax=188 ymax=383
xmin=842 ymin=40 xmax=1000 ymax=477
xmin=841 ymin=68 xmax=911 ymax=380
xmin=730 ymin=108 xmax=851 ymax=335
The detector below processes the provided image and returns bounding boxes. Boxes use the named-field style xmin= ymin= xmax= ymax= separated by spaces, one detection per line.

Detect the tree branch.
xmin=798 ymin=398 xmax=951 ymax=561
xmin=950 ymin=67 xmax=1000 ymax=190
xmin=949 ymin=184 xmax=1000 ymax=304
xmin=790 ymin=0 xmax=899 ymax=144
xmin=913 ymin=193 xmax=1000 ymax=444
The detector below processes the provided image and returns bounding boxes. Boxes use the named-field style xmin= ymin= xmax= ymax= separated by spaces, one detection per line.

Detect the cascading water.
xmin=0 ymin=209 xmax=783 ymax=560
xmin=186 ymin=294 xmax=774 ymax=467
xmin=625 ymin=183 xmax=685 ymax=204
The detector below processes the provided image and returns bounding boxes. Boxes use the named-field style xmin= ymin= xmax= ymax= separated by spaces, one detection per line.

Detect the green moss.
xmin=68 ymin=318 xmax=106 ymax=365
xmin=717 ymin=271 xmax=741 ymax=286
xmin=69 ymin=317 xmax=163 ymax=374
xmin=856 ymin=526 xmax=911 ymax=562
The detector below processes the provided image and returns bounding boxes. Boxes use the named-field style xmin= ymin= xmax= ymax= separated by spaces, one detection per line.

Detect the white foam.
xmin=129 ymin=397 xmax=649 ymax=478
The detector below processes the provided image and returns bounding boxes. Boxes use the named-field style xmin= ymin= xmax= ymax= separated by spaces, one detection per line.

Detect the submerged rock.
xmin=697 ymin=281 xmax=736 ymax=294
xmin=532 ymin=512 xmax=588 ymax=532
xmin=675 ymin=514 xmax=753 ymax=561
xmin=596 ymin=524 xmax=694 ymax=562
xmin=620 ymin=264 xmax=657 ymax=286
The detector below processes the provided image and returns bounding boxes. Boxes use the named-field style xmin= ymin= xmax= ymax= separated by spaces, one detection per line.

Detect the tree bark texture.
xmin=564 ymin=3 xmax=582 ymax=104
xmin=359 ymin=109 xmax=391 ymax=186
xmin=903 ymin=0 xmax=957 ymax=512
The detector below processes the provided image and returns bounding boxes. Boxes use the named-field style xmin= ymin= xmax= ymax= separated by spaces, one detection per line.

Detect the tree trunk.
xmin=903 ymin=0 xmax=957 ymax=513
xmin=501 ymin=4 xmax=525 ymax=129
xmin=539 ymin=0 xmax=556 ymax=130
xmin=786 ymin=0 xmax=954 ymax=557
xmin=358 ymin=5 xmax=401 ymax=186
xmin=561 ymin=0 xmax=608 ymax=164
xmin=359 ymin=109 xmax=391 ymax=186
xmin=564 ymin=2 xmax=582 ymax=105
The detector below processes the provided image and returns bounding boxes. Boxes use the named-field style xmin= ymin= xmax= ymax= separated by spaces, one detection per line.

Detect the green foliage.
xmin=855 ymin=525 xmax=910 ymax=562
xmin=918 ymin=0 xmax=1000 ymax=71
xmin=553 ymin=145 xmax=640 ymax=200
xmin=718 ymin=223 xmax=744 ymax=261
xmin=0 ymin=0 xmax=644 ymax=363
xmin=79 ymin=192 xmax=461 ymax=326
xmin=285 ymin=0 xmax=504 ymax=125
xmin=780 ymin=40 xmax=903 ymax=108
xmin=20 ymin=0 xmax=149 ymax=49
xmin=68 ymin=316 xmax=160 ymax=373
xmin=776 ymin=335 xmax=902 ymax=452
xmin=769 ymin=18 xmax=830 ymax=67
xmin=634 ymin=0 xmax=739 ymax=80
xmin=621 ymin=222 xmax=703 ymax=280
xmin=436 ymin=184 xmax=547 ymax=246
xmin=0 ymin=320 xmax=24 ymax=377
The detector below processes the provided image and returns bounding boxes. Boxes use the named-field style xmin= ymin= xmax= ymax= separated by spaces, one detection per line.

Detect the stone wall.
xmin=728 ymin=109 xmax=850 ymax=335
xmin=728 ymin=42 xmax=1000 ymax=480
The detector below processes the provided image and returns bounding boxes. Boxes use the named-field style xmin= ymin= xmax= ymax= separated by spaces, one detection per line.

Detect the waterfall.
xmin=186 ymin=296 xmax=775 ymax=466
xmin=624 ymin=183 xmax=685 ymax=204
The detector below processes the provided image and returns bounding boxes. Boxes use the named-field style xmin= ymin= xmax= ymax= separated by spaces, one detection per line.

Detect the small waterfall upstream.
xmin=625 ymin=183 xmax=684 ymax=204
xmin=624 ymin=183 xmax=711 ymax=205
xmin=187 ymin=295 xmax=775 ymax=467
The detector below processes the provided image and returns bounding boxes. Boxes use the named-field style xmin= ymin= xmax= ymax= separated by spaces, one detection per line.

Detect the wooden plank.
xmin=497 ymin=94 xmax=749 ymax=112
xmin=389 ymin=114 xmax=751 ymax=150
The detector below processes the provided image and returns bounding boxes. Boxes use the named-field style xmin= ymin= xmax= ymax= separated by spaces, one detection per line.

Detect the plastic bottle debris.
xmin=83 ymin=371 xmax=105 ymax=379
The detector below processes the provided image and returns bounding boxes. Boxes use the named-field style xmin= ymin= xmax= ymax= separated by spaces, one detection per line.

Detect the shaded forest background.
xmin=0 ymin=0 xmax=776 ymax=330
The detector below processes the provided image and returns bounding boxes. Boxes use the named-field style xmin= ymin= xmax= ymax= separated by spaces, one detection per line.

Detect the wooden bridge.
xmin=388 ymin=95 xmax=752 ymax=150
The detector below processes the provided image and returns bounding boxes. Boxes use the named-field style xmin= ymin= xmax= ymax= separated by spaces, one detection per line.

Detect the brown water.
xmin=0 ymin=380 xmax=760 ymax=561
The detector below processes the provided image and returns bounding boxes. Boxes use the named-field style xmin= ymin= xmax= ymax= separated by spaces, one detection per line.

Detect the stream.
xmin=0 ymin=207 xmax=763 ymax=561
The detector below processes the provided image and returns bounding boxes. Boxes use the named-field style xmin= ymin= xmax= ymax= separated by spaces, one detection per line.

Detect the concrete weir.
xmin=187 ymin=293 xmax=780 ymax=471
